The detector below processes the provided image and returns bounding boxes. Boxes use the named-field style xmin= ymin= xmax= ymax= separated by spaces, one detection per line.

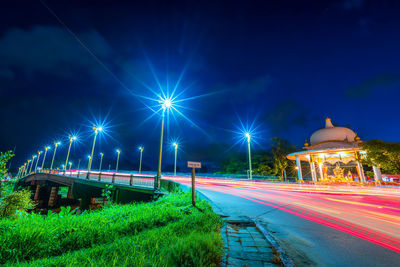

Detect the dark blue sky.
xmin=2 ymin=0 xmax=400 ymax=171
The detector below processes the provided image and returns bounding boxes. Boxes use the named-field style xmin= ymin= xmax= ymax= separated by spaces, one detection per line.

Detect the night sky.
xmin=2 ymin=0 xmax=400 ymax=172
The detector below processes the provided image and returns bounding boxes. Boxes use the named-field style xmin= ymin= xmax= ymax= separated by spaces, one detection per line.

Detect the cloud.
xmin=346 ymin=73 xmax=400 ymax=98
xmin=342 ymin=0 xmax=364 ymax=10
xmin=0 ymin=25 xmax=113 ymax=79
xmin=264 ymin=99 xmax=312 ymax=133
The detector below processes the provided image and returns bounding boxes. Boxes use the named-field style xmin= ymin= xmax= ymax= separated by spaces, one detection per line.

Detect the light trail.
xmin=166 ymin=176 xmax=400 ymax=254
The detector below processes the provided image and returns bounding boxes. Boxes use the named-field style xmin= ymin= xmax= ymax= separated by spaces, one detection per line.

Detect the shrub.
xmin=0 ymin=189 xmax=35 ymax=218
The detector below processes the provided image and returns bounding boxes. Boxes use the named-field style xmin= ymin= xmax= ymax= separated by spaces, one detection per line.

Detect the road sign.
xmin=187 ymin=161 xmax=201 ymax=168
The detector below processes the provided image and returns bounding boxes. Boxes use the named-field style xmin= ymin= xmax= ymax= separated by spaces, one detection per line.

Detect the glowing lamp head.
xmin=116 ymin=149 xmax=121 ymax=154
xmin=138 ymin=146 xmax=144 ymax=151
xmin=173 ymin=142 xmax=178 ymax=149
xmin=71 ymin=136 xmax=77 ymax=141
xmin=87 ymin=155 xmax=91 ymax=159
xmin=245 ymin=132 xmax=251 ymax=142
xmin=100 ymin=153 xmax=104 ymax=157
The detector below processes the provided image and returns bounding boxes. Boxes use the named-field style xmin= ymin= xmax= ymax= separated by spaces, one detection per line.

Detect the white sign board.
xmin=187 ymin=161 xmax=201 ymax=169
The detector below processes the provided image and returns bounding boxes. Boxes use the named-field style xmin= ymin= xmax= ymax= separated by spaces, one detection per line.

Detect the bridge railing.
xmin=23 ymin=169 xmax=155 ymax=189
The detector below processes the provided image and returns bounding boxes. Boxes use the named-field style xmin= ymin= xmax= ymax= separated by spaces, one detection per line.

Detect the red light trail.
xmin=167 ymin=176 xmax=400 ymax=254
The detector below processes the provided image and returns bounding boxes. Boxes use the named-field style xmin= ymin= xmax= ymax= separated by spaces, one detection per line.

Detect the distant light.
xmin=87 ymin=155 xmax=91 ymax=159
xmin=100 ymin=153 xmax=104 ymax=156
xmin=164 ymin=99 xmax=172 ymax=108
xmin=245 ymin=132 xmax=250 ymax=138
xmin=116 ymin=149 xmax=121 ymax=153
xmin=97 ymin=126 xmax=103 ymax=132
xmin=72 ymin=136 xmax=77 ymax=141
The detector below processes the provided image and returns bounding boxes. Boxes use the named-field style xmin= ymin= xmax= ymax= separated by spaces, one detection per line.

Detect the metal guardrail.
xmin=21 ymin=169 xmax=155 ymax=189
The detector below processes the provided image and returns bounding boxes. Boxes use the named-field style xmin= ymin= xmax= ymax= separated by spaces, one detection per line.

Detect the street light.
xmin=173 ymin=142 xmax=178 ymax=176
xmin=23 ymin=162 xmax=28 ymax=176
xmin=115 ymin=149 xmax=121 ymax=173
xmin=41 ymin=146 xmax=51 ymax=170
xmin=156 ymin=97 xmax=173 ymax=188
xmin=138 ymin=146 xmax=144 ymax=174
xmin=87 ymin=155 xmax=92 ymax=170
xmin=28 ymin=158 xmax=34 ymax=174
xmin=31 ymin=155 xmax=37 ymax=173
xmin=50 ymin=141 xmax=61 ymax=170
xmin=88 ymin=126 xmax=102 ymax=172
xmin=35 ymin=151 xmax=42 ymax=172
xmin=69 ymin=161 xmax=72 ymax=170
xmin=99 ymin=153 xmax=104 ymax=172
xmin=64 ymin=135 xmax=77 ymax=170
xmin=245 ymin=132 xmax=252 ymax=179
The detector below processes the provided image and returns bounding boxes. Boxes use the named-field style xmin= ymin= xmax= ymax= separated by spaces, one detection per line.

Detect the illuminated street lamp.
xmin=69 ymin=161 xmax=72 ymax=170
xmin=28 ymin=158 xmax=33 ymax=174
xmin=41 ymin=146 xmax=51 ymax=170
xmin=23 ymin=162 xmax=27 ymax=176
xmin=156 ymin=98 xmax=173 ymax=188
xmin=64 ymin=135 xmax=77 ymax=170
xmin=99 ymin=153 xmax=104 ymax=172
xmin=173 ymin=142 xmax=179 ymax=176
xmin=138 ymin=146 xmax=144 ymax=174
xmin=88 ymin=126 xmax=103 ymax=172
xmin=115 ymin=149 xmax=121 ymax=173
xmin=30 ymin=155 xmax=37 ymax=173
xmin=245 ymin=132 xmax=252 ymax=179
xmin=50 ymin=141 xmax=61 ymax=170
xmin=35 ymin=151 xmax=42 ymax=172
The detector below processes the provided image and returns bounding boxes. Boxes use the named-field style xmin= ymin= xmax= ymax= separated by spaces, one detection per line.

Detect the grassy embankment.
xmin=0 ymin=181 xmax=223 ymax=266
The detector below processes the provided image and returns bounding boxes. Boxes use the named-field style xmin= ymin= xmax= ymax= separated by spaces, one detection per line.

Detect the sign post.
xmin=187 ymin=161 xmax=201 ymax=206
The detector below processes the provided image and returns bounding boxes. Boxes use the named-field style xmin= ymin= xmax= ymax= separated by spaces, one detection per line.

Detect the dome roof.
xmin=310 ymin=118 xmax=357 ymax=145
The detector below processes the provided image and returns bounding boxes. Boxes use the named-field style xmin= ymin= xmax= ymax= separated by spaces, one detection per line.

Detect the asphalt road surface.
xmin=166 ymin=176 xmax=400 ymax=267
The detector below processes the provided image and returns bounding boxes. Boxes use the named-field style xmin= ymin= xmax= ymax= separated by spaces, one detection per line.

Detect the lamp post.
xmin=28 ymin=158 xmax=34 ymax=174
xmin=88 ymin=126 xmax=102 ymax=172
xmin=32 ymin=155 xmax=37 ymax=173
xmin=69 ymin=162 xmax=72 ymax=170
xmin=50 ymin=141 xmax=61 ymax=170
xmin=41 ymin=146 xmax=50 ymax=170
xmin=99 ymin=153 xmax=104 ymax=172
xmin=87 ymin=155 xmax=91 ymax=170
xmin=138 ymin=147 xmax=144 ymax=173
xmin=156 ymin=98 xmax=172 ymax=188
xmin=173 ymin=142 xmax=178 ymax=176
xmin=26 ymin=160 xmax=31 ymax=175
xmin=35 ymin=151 xmax=42 ymax=172
xmin=245 ymin=133 xmax=252 ymax=179
xmin=64 ymin=135 xmax=77 ymax=170
xmin=115 ymin=149 xmax=121 ymax=173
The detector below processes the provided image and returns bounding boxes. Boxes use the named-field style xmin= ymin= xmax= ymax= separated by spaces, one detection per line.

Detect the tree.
xmin=252 ymin=151 xmax=274 ymax=175
xmin=221 ymin=152 xmax=247 ymax=174
xmin=361 ymin=140 xmax=400 ymax=175
xmin=0 ymin=151 xmax=14 ymax=179
xmin=270 ymin=137 xmax=297 ymax=180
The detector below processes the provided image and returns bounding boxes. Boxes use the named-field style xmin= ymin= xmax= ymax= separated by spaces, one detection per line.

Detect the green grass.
xmin=0 ymin=192 xmax=223 ymax=266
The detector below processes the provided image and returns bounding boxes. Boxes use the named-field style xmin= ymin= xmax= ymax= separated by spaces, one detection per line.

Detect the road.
xmin=166 ymin=176 xmax=400 ymax=266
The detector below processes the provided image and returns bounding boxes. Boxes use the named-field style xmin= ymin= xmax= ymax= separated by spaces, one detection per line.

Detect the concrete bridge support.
xmin=34 ymin=184 xmax=41 ymax=201
xmin=48 ymin=187 xmax=59 ymax=207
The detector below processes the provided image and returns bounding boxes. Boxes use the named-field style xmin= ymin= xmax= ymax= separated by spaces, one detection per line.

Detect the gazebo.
xmin=287 ymin=118 xmax=382 ymax=183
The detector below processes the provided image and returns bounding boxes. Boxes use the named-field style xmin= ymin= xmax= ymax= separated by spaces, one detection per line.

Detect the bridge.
xmin=17 ymin=170 xmax=163 ymax=209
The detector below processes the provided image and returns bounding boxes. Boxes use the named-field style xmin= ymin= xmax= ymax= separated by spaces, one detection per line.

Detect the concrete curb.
xmin=250 ymin=217 xmax=295 ymax=267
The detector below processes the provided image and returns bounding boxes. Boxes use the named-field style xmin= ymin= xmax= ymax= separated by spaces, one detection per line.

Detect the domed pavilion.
xmin=287 ymin=118 xmax=382 ymax=183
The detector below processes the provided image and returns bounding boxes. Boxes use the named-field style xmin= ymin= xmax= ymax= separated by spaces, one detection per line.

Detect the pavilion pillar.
xmin=296 ymin=157 xmax=303 ymax=182
xmin=318 ymin=163 xmax=324 ymax=181
xmin=373 ymin=166 xmax=382 ymax=182
xmin=356 ymin=162 xmax=366 ymax=183
xmin=309 ymin=161 xmax=317 ymax=182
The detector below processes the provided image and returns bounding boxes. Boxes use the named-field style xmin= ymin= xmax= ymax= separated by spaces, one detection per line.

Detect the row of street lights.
xmin=17 ymin=97 xmax=252 ymax=183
